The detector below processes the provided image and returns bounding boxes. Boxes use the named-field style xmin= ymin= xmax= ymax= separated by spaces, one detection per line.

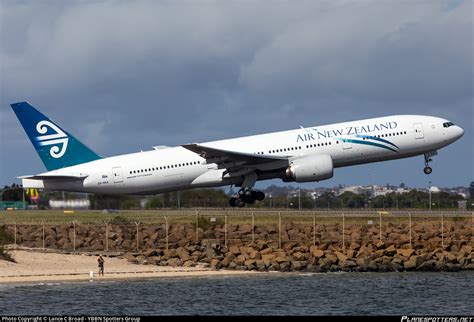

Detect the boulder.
xmin=325 ymin=253 xmax=338 ymax=265
xmin=143 ymin=249 xmax=158 ymax=258
xmin=316 ymin=259 xmax=329 ymax=271
xmin=462 ymin=263 xmax=474 ymax=270
xmin=167 ymin=258 xmax=183 ymax=267
xmin=445 ymin=263 xmax=461 ymax=272
xmin=366 ymin=261 xmax=379 ymax=272
xmin=291 ymin=261 xmax=307 ymax=271
xmin=229 ymin=246 xmax=240 ymax=256
xmin=256 ymin=242 xmax=269 ymax=251
xmin=385 ymin=245 xmax=397 ymax=256
xmin=220 ymin=257 xmax=232 ymax=268
xmin=283 ymin=242 xmax=298 ymax=251
xmin=396 ymin=249 xmax=415 ymax=258
xmin=244 ymin=259 xmax=256 ymax=270
xmin=417 ymin=260 xmax=437 ymax=271
xmin=235 ymin=255 xmax=246 ymax=266
xmin=356 ymin=258 xmax=367 ymax=267
xmin=260 ymin=248 xmax=273 ymax=255
xmin=404 ymin=255 xmax=424 ymax=270
xmin=445 ymin=252 xmax=458 ymax=264
xmin=435 ymin=259 xmax=446 ymax=271
xmin=312 ymin=249 xmax=325 ymax=259
xmin=346 ymin=250 xmax=356 ymax=259
xmin=210 ymin=259 xmax=221 ymax=269
xmin=176 ymin=247 xmax=190 ymax=261
xmin=249 ymin=251 xmax=261 ymax=260
xmin=279 ymin=261 xmax=291 ymax=272
xmin=147 ymin=256 xmax=161 ymax=265
xmin=341 ymin=260 xmax=357 ymax=269
xmin=255 ymin=260 xmax=266 ymax=271
xmin=124 ymin=253 xmax=138 ymax=263
xmin=292 ymin=252 xmax=305 ymax=261
xmin=335 ymin=251 xmax=348 ymax=263
xmin=261 ymin=254 xmax=274 ymax=265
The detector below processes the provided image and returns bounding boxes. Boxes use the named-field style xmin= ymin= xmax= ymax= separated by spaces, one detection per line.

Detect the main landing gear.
xmin=423 ymin=153 xmax=433 ymax=175
xmin=229 ymin=189 xmax=265 ymax=208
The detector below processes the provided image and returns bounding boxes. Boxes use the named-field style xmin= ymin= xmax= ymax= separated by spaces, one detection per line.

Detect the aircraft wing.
xmin=181 ymin=143 xmax=289 ymax=173
xmin=18 ymin=173 xmax=88 ymax=181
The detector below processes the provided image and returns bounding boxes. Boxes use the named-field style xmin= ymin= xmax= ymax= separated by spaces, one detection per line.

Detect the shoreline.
xmin=1 ymin=248 xmax=472 ymax=286
xmin=0 ymin=270 xmax=259 ymax=284
xmin=0 ymin=249 xmax=258 ymax=284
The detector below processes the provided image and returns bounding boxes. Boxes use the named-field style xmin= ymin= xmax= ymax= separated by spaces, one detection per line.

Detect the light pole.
xmin=298 ymin=186 xmax=301 ymax=210
xmin=429 ymin=181 xmax=432 ymax=211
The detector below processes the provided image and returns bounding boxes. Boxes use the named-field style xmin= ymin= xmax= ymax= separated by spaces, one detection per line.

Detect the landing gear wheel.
xmin=255 ymin=191 xmax=265 ymax=201
xmin=229 ymin=197 xmax=237 ymax=207
xmin=235 ymin=198 xmax=246 ymax=208
xmin=423 ymin=166 xmax=432 ymax=175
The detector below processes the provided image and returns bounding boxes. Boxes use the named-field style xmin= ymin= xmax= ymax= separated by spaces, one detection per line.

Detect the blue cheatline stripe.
xmin=338 ymin=138 xmax=399 ymax=153
xmin=356 ymin=134 xmax=399 ymax=149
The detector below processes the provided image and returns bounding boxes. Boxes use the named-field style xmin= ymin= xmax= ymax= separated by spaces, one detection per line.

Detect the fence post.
xmin=135 ymin=222 xmax=139 ymax=253
xmin=441 ymin=213 xmax=444 ymax=249
xmin=42 ymin=220 xmax=45 ymax=250
xmin=105 ymin=221 xmax=109 ymax=252
xmin=278 ymin=212 xmax=281 ymax=249
xmin=14 ymin=221 xmax=17 ymax=247
xmin=164 ymin=216 xmax=169 ymax=251
xmin=409 ymin=212 xmax=412 ymax=250
xmin=313 ymin=212 xmax=316 ymax=246
xmin=73 ymin=221 xmax=76 ymax=252
xmin=251 ymin=212 xmax=255 ymax=244
xmin=195 ymin=209 xmax=199 ymax=242
xmin=379 ymin=211 xmax=382 ymax=243
xmin=342 ymin=212 xmax=345 ymax=253
xmin=224 ymin=213 xmax=228 ymax=248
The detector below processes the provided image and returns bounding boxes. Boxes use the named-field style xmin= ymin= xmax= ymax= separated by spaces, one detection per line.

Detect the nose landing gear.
xmin=423 ymin=152 xmax=436 ymax=175
xmin=229 ymin=188 xmax=265 ymax=207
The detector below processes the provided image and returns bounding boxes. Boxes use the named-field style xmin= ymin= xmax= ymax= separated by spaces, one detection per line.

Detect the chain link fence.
xmin=1 ymin=210 xmax=472 ymax=252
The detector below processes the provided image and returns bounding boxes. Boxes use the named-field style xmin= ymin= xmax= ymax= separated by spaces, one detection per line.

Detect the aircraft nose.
xmin=453 ymin=125 xmax=464 ymax=140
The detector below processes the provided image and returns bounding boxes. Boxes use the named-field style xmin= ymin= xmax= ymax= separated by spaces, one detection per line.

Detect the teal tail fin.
xmin=10 ymin=102 xmax=102 ymax=171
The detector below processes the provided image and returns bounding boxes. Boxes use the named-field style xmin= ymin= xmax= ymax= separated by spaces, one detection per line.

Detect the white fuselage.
xmin=23 ymin=115 xmax=464 ymax=194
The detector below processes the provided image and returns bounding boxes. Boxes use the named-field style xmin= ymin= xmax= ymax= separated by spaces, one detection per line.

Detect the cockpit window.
xmin=443 ymin=122 xmax=455 ymax=128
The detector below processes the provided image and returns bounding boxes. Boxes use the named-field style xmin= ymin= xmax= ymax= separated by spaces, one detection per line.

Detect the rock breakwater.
xmin=3 ymin=220 xmax=473 ymax=272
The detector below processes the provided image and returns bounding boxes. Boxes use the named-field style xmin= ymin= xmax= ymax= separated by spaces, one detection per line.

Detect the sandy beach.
xmin=0 ymin=248 xmax=257 ymax=284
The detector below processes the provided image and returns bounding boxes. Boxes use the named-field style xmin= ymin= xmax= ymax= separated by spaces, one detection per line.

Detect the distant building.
xmin=429 ymin=186 xmax=441 ymax=193
xmin=49 ymin=199 xmax=90 ymax=210
xmin=373 ymin=185 xmax=394 ymax=197
xmin=470 ymin=182 xmax=474 ymax=199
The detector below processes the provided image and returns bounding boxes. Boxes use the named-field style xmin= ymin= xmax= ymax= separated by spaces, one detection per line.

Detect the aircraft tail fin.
xmin=10 ymin=102 xmax=102 ymax=171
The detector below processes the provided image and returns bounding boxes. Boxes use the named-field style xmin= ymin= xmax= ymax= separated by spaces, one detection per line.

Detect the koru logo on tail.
xmin=35 ymin=120 xmax=69 ymax=158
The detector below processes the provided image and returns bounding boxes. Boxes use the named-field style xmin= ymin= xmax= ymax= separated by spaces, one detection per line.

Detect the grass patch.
xmin=0 ymin=225 xmax=15 ymax=262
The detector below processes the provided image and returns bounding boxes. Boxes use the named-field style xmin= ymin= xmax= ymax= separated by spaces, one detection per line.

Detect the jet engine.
xmin=284 ymin=154 xmax=334 ymax=183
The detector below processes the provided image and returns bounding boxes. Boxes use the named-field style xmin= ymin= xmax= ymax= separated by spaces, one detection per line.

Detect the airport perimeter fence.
xmin=0 ymin=210 xmax=473 ymax=253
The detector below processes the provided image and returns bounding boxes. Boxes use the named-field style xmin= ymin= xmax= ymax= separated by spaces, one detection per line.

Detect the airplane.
xmin=10 ymin=102 xmax=464 ymax=207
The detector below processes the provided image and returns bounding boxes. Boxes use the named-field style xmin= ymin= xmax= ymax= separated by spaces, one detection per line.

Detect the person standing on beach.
xmin=98 ymin=255 xmax=105 ymax=276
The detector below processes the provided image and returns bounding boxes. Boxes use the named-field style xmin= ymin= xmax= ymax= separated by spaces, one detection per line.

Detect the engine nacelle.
xmin=284 ymin=154 xmax=334 ymax=183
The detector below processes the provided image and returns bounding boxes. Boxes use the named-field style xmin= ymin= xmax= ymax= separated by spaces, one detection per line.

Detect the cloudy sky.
xmin=1 ymin=0 xmax=472 ymax=190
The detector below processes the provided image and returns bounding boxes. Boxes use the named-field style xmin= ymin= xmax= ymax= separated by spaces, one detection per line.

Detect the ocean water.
xmin=0 ymin=272 xmax=473 ymax=315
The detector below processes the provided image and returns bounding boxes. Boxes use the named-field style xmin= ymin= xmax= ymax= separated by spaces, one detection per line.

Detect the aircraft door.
xmin=112 ymin=167 xmax=123 ymax=183
xmin=413 ymin=123 xmax=424 ymax=139
xmin=342 ymin=139 xmax=352 ymax=150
